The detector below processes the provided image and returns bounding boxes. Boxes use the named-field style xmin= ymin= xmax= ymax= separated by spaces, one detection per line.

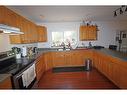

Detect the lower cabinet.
xmin=35 ymin=50 xmax=127 ymax=89
xmin=119 ymin=66 xmax=127 ymax=88
xmin=93 ymin=50 xmax=127 ymax=89
xmin=35 ymin=50 xmax=93 ymax=76
xmin=52 ymin=52 xmax=66 ymax=67
xmin=44 ymin=52 xmax=53 ymax=71
xmin=0 ymin=76 xmax=12 ymax=89
xmin=35 ymin=54 xmax=45 ymax=82
xmin=52 ymin=50 xmax=93 ymax=68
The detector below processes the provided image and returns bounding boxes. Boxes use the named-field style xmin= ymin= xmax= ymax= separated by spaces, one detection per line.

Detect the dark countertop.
xmin=93 ymin=48 xmax=127 ymax=62
xmin=38 ymin=48 xmax=127 ymax=62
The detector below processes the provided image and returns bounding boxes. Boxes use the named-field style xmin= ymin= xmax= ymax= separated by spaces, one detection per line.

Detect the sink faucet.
xmin=89 ymin=42 xmax=92 ymax=48
xmin=61 ymin=42 xmax=66 ymax=50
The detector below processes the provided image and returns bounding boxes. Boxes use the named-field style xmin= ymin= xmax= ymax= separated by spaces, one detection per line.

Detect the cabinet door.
xmin=101 ymin=56 xmax=109 ymax=77
xmin=44 ymin=52 xmax=53 ymax=71
xmin=22 ymin=20 xmax=30 ymax=43
xmin=65 ymin=52 xmax=72 ymax=67
xmin=111 ymin=63 xmax=120 ymax=86
xmin=36 ymin=55 xmax=46 ymax=82
xmin=32 ymin=23 xmax=37 ymax=42
xmin=37 ymin=26 xmax=47 ymax=42
xmin=70 ymin=51 xmax=78 ymax=66
xmin=0 ymin=6 xmax=5 ymax=24
xmin=43 ymin=27 xmax=47 ymax=42
xmin=93 ymin=51 xmax=99 ymax=68
xmin=119 ymin=66 xmax=127 ymax=88
xmin=79 ymin=26 xmax=88 ymax=41
xmin=9 ymin=15 xmax=23 ymax=44
xmin=79 ymin=25 xmax=97 ymax=41
xmin=88 ymin=26 xmax=97 ymax=40
xmin=2 ymin=7 xmax=11 ymax=25
xmin=0 ymin=76 xmax=12 ymax=89
xmin=75 ymin=51 xmax=84 ymax=66
xmin=52 ymin=52 xmax=65 ymax=67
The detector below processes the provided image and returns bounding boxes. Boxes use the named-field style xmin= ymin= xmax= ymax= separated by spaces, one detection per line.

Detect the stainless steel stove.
xmin=0 ymin=52 xmax=37 ymax=89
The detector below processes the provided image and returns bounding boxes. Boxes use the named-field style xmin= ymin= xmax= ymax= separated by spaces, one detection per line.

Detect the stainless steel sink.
xmin=57 ymin=48 xmax=71 ymax=51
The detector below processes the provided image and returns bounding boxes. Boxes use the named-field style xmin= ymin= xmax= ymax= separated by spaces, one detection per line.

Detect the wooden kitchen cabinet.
xmin=35 ymin=54 xmax=46 ymax=82
xmin=37 ymin=25 xmax=47 ymax=42
xmin=44 ymin=52 xmax=53 ymax=71
xmin=52 ymin=50 xmax=93 ymax=68
xmin=0 ymin=6 xmax=11 ymax=26
xmin=119 ymin=66 xmax=127 ymax=88
xmin=68 ymin=51 xmax=77 ymax=66
xmin=0 ymin=76 xmax=12 ymax=89
xmin=0 ymin=6 xmax=40 ymax=44
xmin=0 ymin=6 xmax=19 ymax=28
xmin=9 ymin=17 xmax=38 ymax=44
xmin=52 ymin=52 xmax=66 ymax=67
xmin=71 ymin=51 xmax=84 ymax=66
xmin=0 ymin=6 xmax=5 ymax=24
xmin=79 ymin=25 xmax=97 ymax=41
xmin=93 ymin=50 xmax=127 ymax=88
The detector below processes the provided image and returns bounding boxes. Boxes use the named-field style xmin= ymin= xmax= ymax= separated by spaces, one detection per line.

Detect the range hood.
xmin=0 ymin=24 xmax=24 ymax=35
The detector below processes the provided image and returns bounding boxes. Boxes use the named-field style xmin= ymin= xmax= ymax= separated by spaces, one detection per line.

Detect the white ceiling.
xmin=7 ymin=6 xmax=127 ymax=23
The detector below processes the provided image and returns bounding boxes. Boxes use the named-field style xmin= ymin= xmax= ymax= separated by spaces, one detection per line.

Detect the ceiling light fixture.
xmin=114 ymin=5 xmax=127 ymax=17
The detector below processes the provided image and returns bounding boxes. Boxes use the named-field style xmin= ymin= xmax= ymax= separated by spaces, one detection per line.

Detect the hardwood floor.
xmin=37 ymin=68 xmax=119 ymax=89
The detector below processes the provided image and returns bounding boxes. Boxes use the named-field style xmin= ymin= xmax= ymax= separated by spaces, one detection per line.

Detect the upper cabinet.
xmin=9 ymin=16 xmax=38 ymax=44
xmin=37 ymin=25 xmax=47 ymax=42
xmin=79 ymin=25 xmax=98 ymax=41
xmin=0 ymin=6 xmax=46 ymax=44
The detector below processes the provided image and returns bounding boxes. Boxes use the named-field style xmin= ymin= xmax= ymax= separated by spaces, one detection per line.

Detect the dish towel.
xmin=22 ymin=64 xmax=36 ymax=88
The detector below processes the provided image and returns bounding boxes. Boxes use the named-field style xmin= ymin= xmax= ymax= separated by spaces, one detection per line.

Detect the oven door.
xmin=22 ymin=63 xmax=36 ymax=88
xmin=12 ymin=63 xmax=36 ymax=89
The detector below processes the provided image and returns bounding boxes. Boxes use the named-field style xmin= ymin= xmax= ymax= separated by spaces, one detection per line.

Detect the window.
xmin=52 ymin=31 xmax=77 ymax=47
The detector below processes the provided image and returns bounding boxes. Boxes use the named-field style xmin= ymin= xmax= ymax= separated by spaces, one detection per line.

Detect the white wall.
xmin=37 ymin=21 xmax=127 ymax=48
xmin=0 ymin=34 xmax=11 ymax=52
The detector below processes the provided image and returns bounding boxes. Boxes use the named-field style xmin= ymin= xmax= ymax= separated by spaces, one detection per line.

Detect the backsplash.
xmin=0 ymin=34 xmax=11 ymax=52
xmin=11 ymin=43 xmax=38 ymax=49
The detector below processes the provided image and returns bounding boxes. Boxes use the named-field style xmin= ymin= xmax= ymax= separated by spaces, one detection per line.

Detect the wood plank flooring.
xmin=38 ymin=68 xmax=119 ymax=89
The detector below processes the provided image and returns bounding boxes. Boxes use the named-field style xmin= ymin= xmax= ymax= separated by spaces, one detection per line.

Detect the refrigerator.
xmin=115 ymin=30 xmax=127 ymax=52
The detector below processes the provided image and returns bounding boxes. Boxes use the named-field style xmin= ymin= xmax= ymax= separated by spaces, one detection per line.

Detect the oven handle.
xmin=16 ymin=73 xmax=23 ymax=79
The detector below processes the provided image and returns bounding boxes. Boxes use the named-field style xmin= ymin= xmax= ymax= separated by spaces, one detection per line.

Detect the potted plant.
xmin=12 ymin=47 xmax=21 ymax=59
